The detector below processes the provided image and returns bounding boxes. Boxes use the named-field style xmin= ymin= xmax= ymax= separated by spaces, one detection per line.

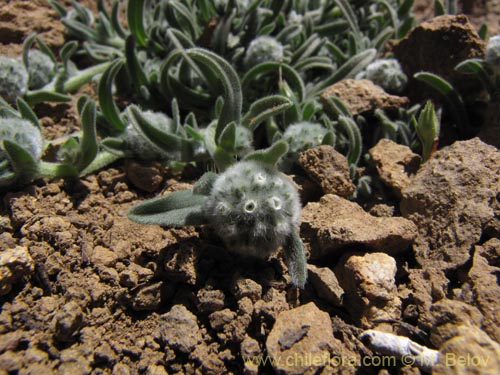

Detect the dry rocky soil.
xmin=1 ymin=1 xmax=500 ymax=375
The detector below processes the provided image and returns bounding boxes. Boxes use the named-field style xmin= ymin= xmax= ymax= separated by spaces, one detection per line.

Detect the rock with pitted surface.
xmin=298 ymin=145 xmax=355 ymax=197
xmin=301 ymin=194 xmax=416 ymax=258
xmin=401 ymin=138 xmax=500 ymax=270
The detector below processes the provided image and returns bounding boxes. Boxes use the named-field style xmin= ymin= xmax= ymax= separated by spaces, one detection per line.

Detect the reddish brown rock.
xmin=429 ymin=299 xmax=483 ymax=347
xmin=298 ymin=145 xmax=355 ymax=197
xmin=125 ymin=160 xmax=165 ymax=193
xmin=266 ymin=302 xmax=356 ymax=375
xmin=320 ymin=79 xmax=409 ymax=117
xmin=467 ymin=238 xmax=500 ymax=343
xmin=0 ymin=245 xmax=35 ymax=296
xmin=132 ymin=282 xmax=163 ymax=311
xmin=393 ymin=15 xmax=485 ymax=102
xmin=158 ymin=305 xmax=202 ymax=353
xmin=0 ymin=0 xmax=66 ymax=56
xmin=433 ymin=326 xmax=500 ymax=375
xmin=301 ymin=194 xmax=416 ymax=259
xmin=400 ymin=138 xmax=500 ymax=270
xmin=406 ymin=268 xmax=449 ymax=332
xmin=369 ymin=139 xmax=421 ymax=198
xmin=53 ymin=301 xmax=85 ymax=343
xmin=336 ymin=253 xmax=401 ymax=329
xmin=307 ymin=264 xmax=344 ymax=306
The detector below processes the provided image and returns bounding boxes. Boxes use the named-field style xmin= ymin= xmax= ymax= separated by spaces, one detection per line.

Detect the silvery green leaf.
xmin=186 ymin=48 xmax=242 ymax=141
xmin=338 ymin=115 xmax=362 ymax=166
xmin=78 ymin=100 xmax=98 ymax=171
xmin=2 ymin=140 xmax=39 ymax=184
xmin=213 ymin=146 xmax=235 ymax=171
xmin=244 ymin=140 xmax=288 ymax=166
xmin=242 ymin=62 xmax=305 ymax=102
xmin=415 ymin=101 xmax=440 ymax=162
xmin=128 ymin=105 xmax=192 ymax=161
xmin=127 ymin=0 xmax=147 ymax=47
xmin=311 ymin=48 xmax=376 ymax=95
xmin=16 ymin=98 xmax=41 ymax=130
xmin=414 ymin=72 xmax=471 ymax=137
xmin=218 ymin=121 xmax=237 ymax=151
xmin=242 ymin=95 xmax=293 ymax=131
xmin=125 ymin=36 xmax=148 ymax=90
xmin=322 ymin=131 xmax=336 ymax=146
xmin=192 ymin=171 xmax=218 ymax=196
xmin=128 ymin=189 xmax=207 ymax=226
xmin=455 ymin=58 xmax=495 ymax=96
xmin=24 ymin=90 xmax=71 ymax=106
xmin=98 ymin=59 xmax=126 ymax=131
xmin=101 ymin=137 xmax=128 ymax=156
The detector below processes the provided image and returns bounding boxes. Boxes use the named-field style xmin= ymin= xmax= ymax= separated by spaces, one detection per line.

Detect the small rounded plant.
xmin=0 ymin=56 xmax=29 ymax=104
xmin=0 ymin=117 xmax=44 ymax=162
xmin=26 ymin=49 xmax=56 ymax=90
xmin=128 ymin=142 xmax=307 ymax=288
xmin=203 ymin=160 xmax=301 ymax=258
xmin=0 ymin=116 xmax=43 ymax=187
xmin=278 ymin=121 xmax=329 ymax=172
xmin=363 ymin=58 xmax=408 ymax=94
xmin=0 ymin=98 xmax=112 ymax=190
xmin=120 ymin=108 xmax=177 ymax=161
xmin=243 ymin=36 xmax=285 ymax=70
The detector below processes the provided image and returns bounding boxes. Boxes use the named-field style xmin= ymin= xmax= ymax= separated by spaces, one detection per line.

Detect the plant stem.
xmin=39 ymin=161 xmax=78 ymax=178
xmin=63 ymin=60 xmax=115 ymax=93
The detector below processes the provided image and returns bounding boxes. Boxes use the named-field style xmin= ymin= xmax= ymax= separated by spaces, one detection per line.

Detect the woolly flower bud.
xmin=0 ymin=56 xmax=28 ymax=104
xmin=243 ymin=36 xmax=284 ymax=69
xmin=26 ymin=50 xmax=56 ymax=89
xmin=485 ymin=35 xmax=500 ymax=72
xmin=204 ymin=161 xmax=301 ymax=258
xmin=122 ymin=110 xmax=177 ymax=161
xmin=278 ymin=121 xmax=328 ymax=172
xmin=0 ymin=117 xmax=43 ymax=162
xmin=364 ymin=58 xmax=407 ymax=94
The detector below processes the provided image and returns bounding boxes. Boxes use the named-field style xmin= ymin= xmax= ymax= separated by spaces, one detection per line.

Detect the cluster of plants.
xmin=0 ymin=0 xmax=494 ymax=285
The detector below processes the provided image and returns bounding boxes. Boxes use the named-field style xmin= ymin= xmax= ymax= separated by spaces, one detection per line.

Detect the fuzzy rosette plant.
xmin=0 ymin=33 xmax=115 ymax=106
xmin=50 ymin=0 xmax=419 ymax=112
xmin=128 ymin=141 xmax=307 ymax=288
xmin=0 ymin=96 xmax=118 ymax=190
xmin=124 ymin=46 xmax=306 ymax=287
xmin=98 ymin=48 xmax=294 ymax=168
xmin=358 ymin=58 xmax=408 ymax=94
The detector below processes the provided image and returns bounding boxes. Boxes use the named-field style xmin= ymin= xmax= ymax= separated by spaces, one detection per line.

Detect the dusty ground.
xmin=1 ymin=1 xmax=500 ymax=375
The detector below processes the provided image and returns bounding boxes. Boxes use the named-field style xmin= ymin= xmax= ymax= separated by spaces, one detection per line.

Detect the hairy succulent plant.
xmin=204 ymin=160 xmax=301 ymax=257
xmin=25 ymin=49 xmax=56 ymax=90
xmin=0 ymin=32 xmax=115 ymax=107
xmin=0 ymin=97 xmax=117 ymax=189
xmin=51 ymin=0 xmax=416 ymax=112
xmin=0 ymin=117 xmax=43 ymax=162
xmin=120 ymin=109 xmax=177 ymax=161
xmin=0 ymin=56 xmax=29 ymax=104
xmin=361 ymin=58 xmax=408 ymax=94
xmin=278 ymin=121 xmax=329 ymax=171
xmin=0 ymin=115 xmax=43 ymax=188
xmin=243 ymin=36 xmax=285 ymax=69
xmin=128 ymin=142 xmax=307 ymax=288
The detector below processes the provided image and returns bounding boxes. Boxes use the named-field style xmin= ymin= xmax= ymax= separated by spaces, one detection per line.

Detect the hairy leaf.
xmin=128 ymin=189 xmax=208 ymax=226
